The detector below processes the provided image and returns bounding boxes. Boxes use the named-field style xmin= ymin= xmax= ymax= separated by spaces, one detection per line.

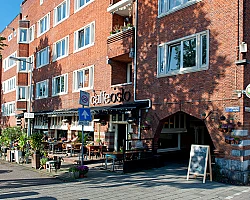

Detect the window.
xmin=158 ymin=30 xmax=209 ymax=76
xmin=3 ymin=51 xmax=17 ymax=71
xmin=74 ymin=22 xmax=95 ymax=52
xmin=73 ymin=65 xmax=94 ymax=91
xmin=37 ymin=13 xmax=50 ymax=36
xmin=40 ymin=0 xmax=44 ymax=5
xmin=29 ymin=25 xmax=35 ymax=42
xmin=159 ymin=0 xmax=198 ymax=15
xmin=126 ymin=63 xmax=132 ymax=83
xmin=36 ymin=47 xmax=49 ymax=68
xmin=1 ymin=101 xmax=15 ymax=116
xmin=52 ymin=74 xmax=68 ymax=96
xmin=8 ymin=33 xmax=13 ymax=41
xmin=53 ymin=36 xmax=69 ymax=61
xmin=17 ymin=58 xmax=28 ymax=72
xmin=19 ymin=28 xmax=28 ymax=43
xmin=36 ymin=80 xmax=48 ymax=99
xmin=28 ymin=55 xmax=34 ymax=71
xmin=54 ymin=0 xmax=70 ymax=26
xmin=17 ymin=86 xmax=28 ymax=101
xmin=2 ymin=76 xmax=16 ymax=94
xmin=74 ymin=0 xmax=93 ymax=12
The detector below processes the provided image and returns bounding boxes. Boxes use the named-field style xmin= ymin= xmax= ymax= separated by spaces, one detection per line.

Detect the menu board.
xmin=187 ymin=144 xmax=212 ymax=183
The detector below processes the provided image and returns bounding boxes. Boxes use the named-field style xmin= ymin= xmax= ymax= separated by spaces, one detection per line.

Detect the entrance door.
xmin=117 ymin=124 xmax=126 ymax=151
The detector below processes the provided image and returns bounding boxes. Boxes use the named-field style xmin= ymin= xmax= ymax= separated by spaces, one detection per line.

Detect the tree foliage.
xmin=0 ymin=126 xmax=24 ymax=148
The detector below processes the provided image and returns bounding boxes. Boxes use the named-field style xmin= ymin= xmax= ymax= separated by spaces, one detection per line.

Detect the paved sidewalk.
xmin=0 ymin=159 xmax=249 ymax=200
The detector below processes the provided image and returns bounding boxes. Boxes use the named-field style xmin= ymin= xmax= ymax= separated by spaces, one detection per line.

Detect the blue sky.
xmin=0 ymin=0 xmax=23 ymax=33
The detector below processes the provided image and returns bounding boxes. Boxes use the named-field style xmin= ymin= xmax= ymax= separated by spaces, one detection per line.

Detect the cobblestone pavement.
xmin=0 ymin=159 xmax=249 ymax=200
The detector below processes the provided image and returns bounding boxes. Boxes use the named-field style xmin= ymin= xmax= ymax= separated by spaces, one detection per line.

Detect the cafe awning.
xmin=90 ymin=101 xmax=149 ymax=114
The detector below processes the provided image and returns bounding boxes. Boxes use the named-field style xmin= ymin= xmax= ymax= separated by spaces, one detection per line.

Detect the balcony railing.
xmin=108 ymin=27 xmax=134 ymax=44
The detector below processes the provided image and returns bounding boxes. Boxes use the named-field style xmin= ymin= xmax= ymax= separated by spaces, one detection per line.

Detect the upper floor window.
xmin=53 ymin=36 xmax=69 ymax=61
xmin=158 ymin=30 xmax=209 ymax=76
xmin=126 ymin=63 xmax=132 ymax=83
xmin=2 ymin=76 xmax=16 ymax=94
xmin=1 ymin=101 xmax=15 ymax=116
xmin=74 ymin=22 xmax=95 ymax=52
xmin=37 ymin=13 xmax=50 ymax=37
xmin=159 ymin=0 xmax=198 ymax=15
xmin=52 ymin=74 xmax=68 ymax=96
xmin=36 ymin=80 xmax=48 ymax=99
xmin=17 ymin=86 xmax=28 ymax=101
xmin=74 ymin=0 xmax=93 ymax=12
xmin=29 ymin=25 xmax=35 ymax=42
xmin=19 ymin=28 xmax=28 ymax=43
xmin=8 ymin=33 xmax=13 ymax=41
xmin=3 ymin=51 xmax=17 ymax=71
xmin=54 ymin=0 xmax=70 ymax=26
xmin=73 ymin=65 xmax=94 ymax=91
xmin=36 ymin=47 xmax=49 ymax=68
xmin=17 ymin=58 xmax=29 ymax=72
xmin=40 ymin=0 xmax=44 ymax=5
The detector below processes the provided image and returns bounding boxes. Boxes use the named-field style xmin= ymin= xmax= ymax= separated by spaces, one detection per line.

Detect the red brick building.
xmin=1 ymin=0 xmax=250 ymax=183
xmin=135 ymin=0 xmax=250 ymax=183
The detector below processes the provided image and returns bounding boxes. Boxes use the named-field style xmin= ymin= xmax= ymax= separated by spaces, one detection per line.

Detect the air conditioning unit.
xmin=240 ymin=42 xmax=247 ymax=53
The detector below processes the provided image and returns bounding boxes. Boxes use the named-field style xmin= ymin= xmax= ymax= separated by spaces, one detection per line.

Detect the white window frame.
xmin=40 ymin=0 xmax=44 ymax=5
xmin=8 ymin=33 xmax=13 ymax=41
xmin=18 ymin=28 xmax=28 ymax=43
xmin=17 ymin=86 xmax=28 ymax=101
xmin=54 ymin=0 xmax=70 ymax=26
xmin=1 ymin=101 xmax=16 ymax=116
xmin=74 ymin=22 xmax=95 ymax=52
xmin=3 ymin=51 xmax=17 ymax=72
xmin=36 ymin=46 xmax=49 ymax=68
xmin=2 ymin=76 xmax=16 ymax=94
xmin=52 ymin=74 xmax=68 ymax=96
xmin=36 ymin=79 xmax=49 ymax=99
xmin=73 ymin=65 xmax=94 ymax=92
xmin=158 ymin=0 xmax=200 ymax=16
xmin=52 ymin=36 xmax=69 ymax=61
xmin=29 ymin=25 xmax=35 ymax=42
xmin=157 ymin=30 xmax=209 ymax=77
xmin=28 ymin=55 xmax=34 ymax=71
xmin=74 ymin=0 xmax=94 ymax=13
xmin=16 ymin=57 xmax=29 ymax=72
xmin=37 ymin=13 xmax=50 ymax=37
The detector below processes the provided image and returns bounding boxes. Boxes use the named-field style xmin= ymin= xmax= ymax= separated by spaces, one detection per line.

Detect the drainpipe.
xmin=133 ymin=0 xmax=151 ymax=139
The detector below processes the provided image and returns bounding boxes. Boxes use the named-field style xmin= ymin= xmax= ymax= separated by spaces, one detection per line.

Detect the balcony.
xmin=108 ymin=0 xmax=133 ymax=17
xmin=107 ymin=27 xmax=134 ymax=61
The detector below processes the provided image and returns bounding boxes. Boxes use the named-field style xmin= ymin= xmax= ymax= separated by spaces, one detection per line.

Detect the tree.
xmin=0 ymin=36 xmax=7 ymax=58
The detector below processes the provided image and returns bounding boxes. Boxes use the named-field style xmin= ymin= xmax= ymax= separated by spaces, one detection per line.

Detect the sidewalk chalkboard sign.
xmin=187 ymin=144 xmax=212 ymax=183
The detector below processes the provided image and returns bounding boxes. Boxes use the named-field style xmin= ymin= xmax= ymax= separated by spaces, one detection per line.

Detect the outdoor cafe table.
xmin=86 ymin=145 xmax=106 ymax=159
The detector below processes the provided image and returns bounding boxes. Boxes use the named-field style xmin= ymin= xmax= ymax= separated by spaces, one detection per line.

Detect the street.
xmin=0 ymin=160 xmax=249 ymax=200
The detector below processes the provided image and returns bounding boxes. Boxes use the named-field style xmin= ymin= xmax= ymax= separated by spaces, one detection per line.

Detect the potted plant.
xmin=18 ymin=133 xmax=28 ymax=156
xmin=40 ymin=157 xmax=48 ymax=169
xmin=77 ymin=165 xmax=89 ymax=178
xmin=29 ymin=132 xmax=43 ymax=169
xmin=68 ymin=166 xmax=80 ymax=179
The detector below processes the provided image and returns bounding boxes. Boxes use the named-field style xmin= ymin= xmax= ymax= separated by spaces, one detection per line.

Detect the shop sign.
xmin=245 ymin=84 xmax=250 ymax=98
xmin=225 ymin=107 xmax=240 ymax=112
xmin=91 ymin=89 xmax=131 ymax=105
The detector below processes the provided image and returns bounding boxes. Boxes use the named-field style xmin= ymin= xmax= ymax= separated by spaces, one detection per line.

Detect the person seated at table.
xmin=42 ymin=134 xmax=48 ymax=142
xmin=66 ymin=134 xmax=78 ymax=151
